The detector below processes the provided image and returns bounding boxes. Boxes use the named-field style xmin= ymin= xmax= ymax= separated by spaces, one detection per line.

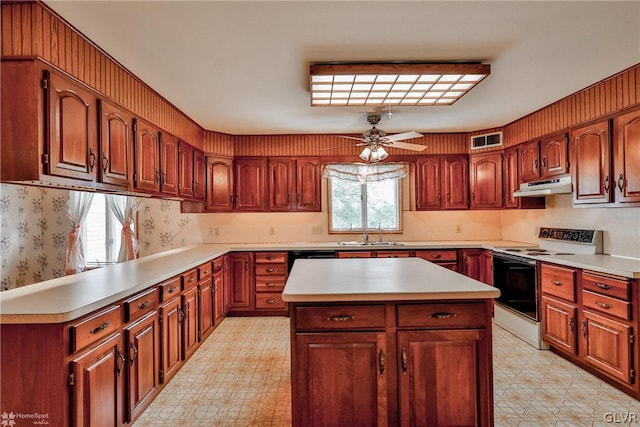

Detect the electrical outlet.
xmin=269 ymin=226 xmax=275 ymax=235
xmin=456 ymin=225 xmax=462 ymax=234
xmin=312 ymin=226 xmax=323 ymax=235
xmin=214 ymin=227 xmax=220 ymax=236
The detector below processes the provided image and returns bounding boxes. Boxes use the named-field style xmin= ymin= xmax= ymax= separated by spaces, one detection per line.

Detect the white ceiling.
xmin=45 ymin=1 xmax=640 ymax=136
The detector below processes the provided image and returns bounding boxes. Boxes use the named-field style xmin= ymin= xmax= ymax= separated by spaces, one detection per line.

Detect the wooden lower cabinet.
xmin=124 ymin=312 xmax=159 ymax=422
xmin=542 ymin=295 xmax=577 ymax=354
xmin=70 ymin=332 xmax=125 ymax=427
xmin=182 ymin=286 xmax=199 ymax=359
xmin=198 ymin=277 xmax=215 ymax=341
xmin=159 ymin=296 xmax=183 ymax=384
xmin=228 ymin=252 xmax=255 ymax=312
xmin=290 ymin=301 xmax=494 ymax=426
xmin=461 ymin=249 xmax=483 ymax=281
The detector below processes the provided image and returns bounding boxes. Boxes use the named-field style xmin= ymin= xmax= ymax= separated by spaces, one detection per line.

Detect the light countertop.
xmin=532 ymin=254 xmax=640 ymax=279
xmin=282 ymin=258 xmax=500 ymax=302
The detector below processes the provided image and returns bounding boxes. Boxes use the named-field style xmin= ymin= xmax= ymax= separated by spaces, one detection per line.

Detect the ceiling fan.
xmin=338 ymin=114 xmax=427 ymax=162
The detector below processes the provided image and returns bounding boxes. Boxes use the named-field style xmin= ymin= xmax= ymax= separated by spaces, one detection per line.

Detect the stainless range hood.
xmin=513 ymin=175 xmax=572 ymax=197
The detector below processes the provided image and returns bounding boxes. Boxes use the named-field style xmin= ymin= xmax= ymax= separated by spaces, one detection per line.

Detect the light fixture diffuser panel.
xmin=310 ymin=63 xmax=490 ymax=107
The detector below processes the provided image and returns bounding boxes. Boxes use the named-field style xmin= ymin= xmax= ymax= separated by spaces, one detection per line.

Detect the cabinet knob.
xmin=618 ymin=174 xmax=625 ymax=192
xmin=401 ymin=347 xmax=408 ymax=373
xmin=379 ymin=349 xmax=385 ymax=374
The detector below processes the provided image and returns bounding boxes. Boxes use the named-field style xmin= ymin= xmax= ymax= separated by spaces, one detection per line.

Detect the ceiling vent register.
xmin=470 ymin=131 xmax=502 ymax=150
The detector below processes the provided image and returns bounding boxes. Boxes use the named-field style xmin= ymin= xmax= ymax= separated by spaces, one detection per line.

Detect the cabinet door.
xmin=572 ymin=119 xmax=612 ymax=204
xmin=205 ymin=157 xmax=234 ymax=212
xmin=182 ymin=286 xmax=199 ymax=359
xmin=462 ymin=249 xmax=483 ymax=281
xmin=159 ymin=297 xmax=183 ymax=384
xmin=133 ymin=118 xmax=160 ymax=192
xmin=46 ymin=70 xmax=98 ymax=182
xmin=293 ymin=332 xmax=388 ymax=427
xmin=193 ymin=149 xmax=206 ymax=200
xmin=541 ymin=133 xmax=569 ymax=178
xmin=296 ymin=157 xmax=322 ymax=211
xmin=125 ymin=312 xmax=159 ymax=423
xmin=198 ymin=277 xmax=214 ymax=340
xmin=519 ymin=140 xmax=540 ymax=182
xmin=228 ymin=252 xmax=255 ymax=311
xmin=70 ymin=333 xmax=124 ymax=427
xmin=541 ymin=296 xmax=577 ymax=354
xmin=178 ymin=141 xmax=194 ymax=197
xmin=397 ymin=329 xmax=490 ymax=427
xmin=614 ymin=109 xmax=640 ymax=203
xmin=213 ymin=271 xmax=225 ymax=325
xmin=469 ymin=152 xmax=503 ymax=209
xmin=269 ymin=158 xmax=296 ymax=211
xmin=99 ymin=100 xmax=131 ymax=187
xmin=235 ymin=158 xmax=268 ymax=211
xmin=223 ymin=254 xmax=231 ymax=315
xmin=503 ymin=147 xmax=520 ymax=208
xmin=481 ymin=249 xmax=493 ymax=285
xmin=581 ymin=310 xmax=633 ymax=384
xmin=443 ymin=156 xmax=469 ymax=209
xmin=416 ymin=157 xmax=442 ymax=210
xmin=160 ymin=133 xmax=179 ymax=195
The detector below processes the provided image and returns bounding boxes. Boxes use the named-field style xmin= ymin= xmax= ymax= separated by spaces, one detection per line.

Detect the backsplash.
xmin=0 ymin=184 xmax=197 ymax=291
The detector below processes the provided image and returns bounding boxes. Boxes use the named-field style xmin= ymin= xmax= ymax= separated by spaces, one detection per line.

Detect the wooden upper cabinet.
xmin=614 ymin=108 xmax=640 ymax=204
xmin=234 ymin=158 xmax=268 ymax=211
xmin=178 ymin=141 xmax=194 ymax=198
xmin=133 ymin=118 xmax=160 ymax=192
xmin=159 ymin=133 xmax=179 ymax=195
xmin=206 ymin=157 xmax=234 ymax=212
xmin=503 ymin=146 xmax=520 ymax=208
xmin=269 ymin=158 xmax=296 ymax=211
xmin=99 ymin=100 xmax=131 ymax=188
xmin=571 ymin=119 xmax=612 ymax=204
xmin=46 ymin=70 xmax=98 ymax=182
xmin=519 ymin=140 xmax=540 ymax=183
xmin=193 ymin=149 xmax=206 ymax=200
xmin=296 ymin=158 xmax=321 ymax=211
xmin=416 ymin=155 xmax=468 ymax=210
xmin=469 ymin=152 xmax=503 ymax=209
xmin=540 ymin=133 xmax=569 ymax=178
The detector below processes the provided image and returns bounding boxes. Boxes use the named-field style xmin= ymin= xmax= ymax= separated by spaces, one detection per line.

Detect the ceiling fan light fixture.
xmin=310 ymin=62 xmax=490 ymax=107
xmin=359 ymin=146 xmax=389 ymax=163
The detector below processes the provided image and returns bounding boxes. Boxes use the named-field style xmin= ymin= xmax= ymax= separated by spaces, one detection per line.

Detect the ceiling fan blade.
xmin=384 ymin=131 xmax=423 ymax=142
xmin=387 ymin=141 xmax=428 ymax=151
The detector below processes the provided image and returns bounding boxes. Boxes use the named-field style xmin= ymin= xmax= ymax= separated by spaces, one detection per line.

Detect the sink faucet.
xmin=378 ymin=224 xmax=383 ymax=242
xmin=362 ymin=229 xmax=369 ymax=243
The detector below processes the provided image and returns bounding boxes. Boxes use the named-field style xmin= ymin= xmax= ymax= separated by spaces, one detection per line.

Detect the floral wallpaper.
xmin=0 ymin=183 xmax=198 ymax=292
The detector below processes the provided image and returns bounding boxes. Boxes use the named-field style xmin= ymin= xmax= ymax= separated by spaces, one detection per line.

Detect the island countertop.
xmin=282 ymin=257 xmax=500 ymax=303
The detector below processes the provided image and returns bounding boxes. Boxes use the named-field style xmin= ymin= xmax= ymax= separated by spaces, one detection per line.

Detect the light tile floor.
xmin=133 ymin=317 xmax=640 ymax=426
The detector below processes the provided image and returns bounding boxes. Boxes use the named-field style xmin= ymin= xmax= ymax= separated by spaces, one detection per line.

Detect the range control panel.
xmin=538 ymin=228 xmax=598 ymax=244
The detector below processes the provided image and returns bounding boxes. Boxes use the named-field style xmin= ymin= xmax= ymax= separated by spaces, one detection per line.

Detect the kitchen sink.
xmin=337 ymin=241 xmax=404 ymax=246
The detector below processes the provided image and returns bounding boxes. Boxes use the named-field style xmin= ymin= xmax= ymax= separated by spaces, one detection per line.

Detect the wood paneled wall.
xmin=203 ymin=131 xmax=235 ymax=157
xmin=1 ymin=1 xmax=203 ymax=148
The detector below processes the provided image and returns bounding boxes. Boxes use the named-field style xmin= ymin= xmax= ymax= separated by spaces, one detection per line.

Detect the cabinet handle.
xmin=89 ymin=321 xmax=110 ymax=334
xmin=580 ymin=320 xmax=587 ymax=337
xmin=265 ymin=268 xmax=275 ymax=273
xmin=431 ymin=254 xmax=441 ymax=259
xmin=137 ymin=300 xmax=151 ymax=309
xmin=101 ymin=152 xmax=109 ymax=172
xmin=618 ymin=174 xmax=625 ymax=192
xmin=178 ymin=309 xmax=184 ymax=322
xmin=550 ymin=280 xmax=563 ymax=286
xmin=595 ymin=301 xmax=612 ymax=309
xmin=155 ymin=170 xmax=161 ymax=183
xmin=446 ymin=192 xmax=450 ymax=201
xmin=244 ymin=261 xmax=249 ymax=271
xmin=471 ymin=192 xmax=475 ymax=201
xmin=437 ymin=192 xmax=441 ymax=202
xmin=569 ymin=317 xmax=575 ymax=332
xmin=88 ymin=148 xmax=96 ymax=171
xmin=187 ymin=277 xmax=195 ymax=283
xmin=401 ymin=347 xmax=408 ymax=373
xmin=266 ymin=299 xmax=276 ymax=304
xmin=167 ymin=286 xmax=178 ymax=294
xmin=604 ymin=175 xmax=610 ymax=193
xmin=266 ymin=282 xmax=276 ymax=287
xmin=327 ymin=315 xmax=354 ymax=322
xmin=116 ymin=348 xmax=126 ymax=376
xmin=130 ymin=342 xmax=138 ymax=365
xmin=542 ymin=157 xmax=546 ymax=168
xmin=429 ymin=312 xmax=456 ymax=319
xmin=534 ymin=158 xmax=539 ymax=171
xmin=379 ymin=349 xmax=385 ymax=375
xmin=266 ymin=256 xmax=276 ymax=260
xmin=594 ymin=282 xmax=612 ymax=290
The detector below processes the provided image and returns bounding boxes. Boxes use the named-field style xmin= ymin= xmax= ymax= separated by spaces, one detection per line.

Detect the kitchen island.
xmin=283 ymin=257 xmax=500 ymax=427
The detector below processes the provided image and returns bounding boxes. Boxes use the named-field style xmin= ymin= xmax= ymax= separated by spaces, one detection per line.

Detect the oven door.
xmin=492 ymin=252 xmax=539 ymax=321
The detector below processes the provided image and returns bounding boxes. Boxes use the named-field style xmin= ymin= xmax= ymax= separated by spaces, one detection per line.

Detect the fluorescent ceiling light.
xmin=310 ymin=63 xmax=490 ymax=107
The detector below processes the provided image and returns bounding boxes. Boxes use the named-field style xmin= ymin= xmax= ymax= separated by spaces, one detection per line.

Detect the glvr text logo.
xmin=605 ymin=412 xmax=639 ymax=424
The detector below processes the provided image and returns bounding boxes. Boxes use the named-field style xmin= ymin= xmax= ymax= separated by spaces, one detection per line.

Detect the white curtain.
xmin=65 ymin=191 xmax=95 ymax=275
xmin=323 ymin=162 xmax=408 ymax=183
xmin=106 ymin=194 xmax=141 ymax=262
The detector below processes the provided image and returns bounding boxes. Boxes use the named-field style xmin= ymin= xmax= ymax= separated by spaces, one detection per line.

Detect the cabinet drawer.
xmin=124 ymin=287 xmax=158 ymax=322
xmin=255 ymin=264 xmax=287 ymax=276
xmin=337 ymin=251 xmax=373 ymax=258
xmin=159 ymin=277 xmax=181 ymax=302
xmin=256 ymin=277 xmax=286 ymax=292
xmin=415 ymin=250 xmax=458 ymax=262
xmin=582 ymin=290 xmax=631 ymax=320
xmin=182 ymin=269 xmax=198 ymax=290
xmin=397 ymin=303 xmax=488 ymax=329
xmin=255 ymin=292 xmax=287 ymax=309
xmin=255 ymin=252 xmax=287 ymax=264
xmin=294 ymin=305 xmax=386 ymax=331
xmin=212 ymin=257 xmax=224 ymax=274
xmin=70 ymin=305 xmax=122 ymax=353
xmin=376 ymin=251 xmax=411 ymax=258
xmin=198 ymin=262 xmax=212 ymax=281
xmin=540 ymin=263 xmax=576 ymax=302
xmin=582 ymin=272 xmax=631 ymax=301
